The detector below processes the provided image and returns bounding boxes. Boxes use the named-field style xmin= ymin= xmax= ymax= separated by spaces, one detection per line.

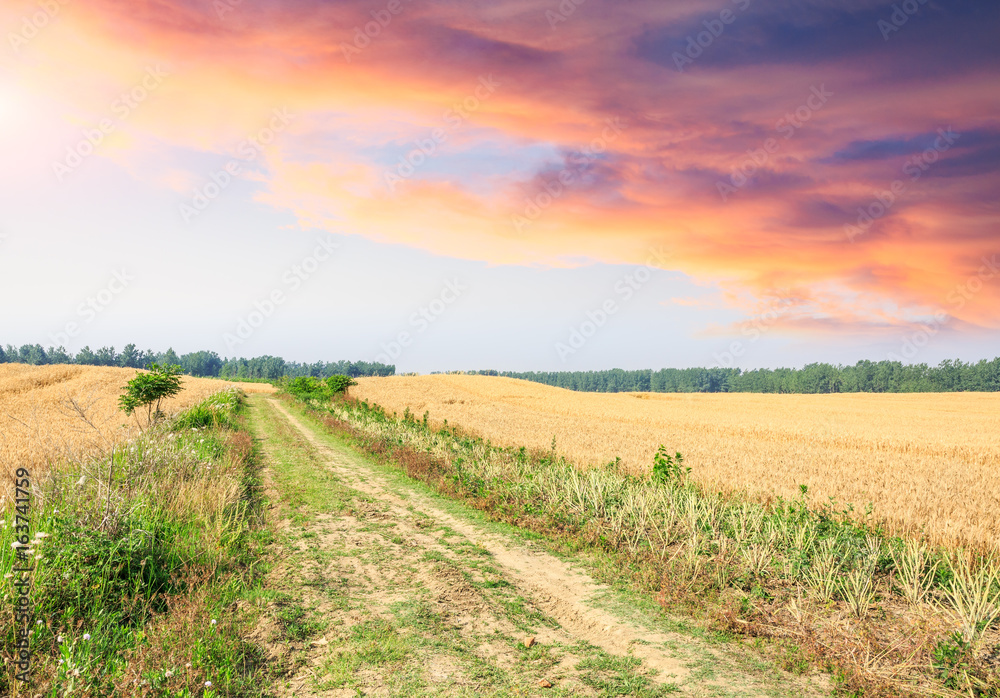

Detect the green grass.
xmin=576 ymin=649 xmax=680 ymax=696
xmin=276 ymin=603 xmax=327 ymax=642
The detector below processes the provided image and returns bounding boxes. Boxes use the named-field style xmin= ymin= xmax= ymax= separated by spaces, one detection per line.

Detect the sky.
xmin=0 ymin=0 xmax=997 ymax=373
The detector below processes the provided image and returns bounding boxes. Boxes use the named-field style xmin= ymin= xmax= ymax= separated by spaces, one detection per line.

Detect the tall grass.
xmin=0 ymin=387 xmax=270 ymax=696
xmin=292 ymin=392 xmax=1000 ymax=697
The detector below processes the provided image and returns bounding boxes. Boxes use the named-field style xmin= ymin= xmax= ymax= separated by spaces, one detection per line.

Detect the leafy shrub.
xmin=326 ymin=374 xmax=357 ymax=394
xmin=652 ymin=445 xmax=688 ymax=485
xmin=286 ymin=374 xmax=357 ymax=401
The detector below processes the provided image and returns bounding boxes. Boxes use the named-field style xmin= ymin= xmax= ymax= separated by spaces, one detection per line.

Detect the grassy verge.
xmin=0 ymin=388 xmax=271 ymax=696
xmin=282 ymin=392 xmax=1000 ymax=697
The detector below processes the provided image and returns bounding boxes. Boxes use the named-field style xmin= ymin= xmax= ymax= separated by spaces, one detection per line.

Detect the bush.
xmin=326 ymin=374 xmax=357 ymax=394
xmin=285 ymin=374 xmax=357 ymax=401
xmin=651 ymin=445 xmax=688 ymax=485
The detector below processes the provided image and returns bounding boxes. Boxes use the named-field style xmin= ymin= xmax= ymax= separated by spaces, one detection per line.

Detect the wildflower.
xmin=36 ymin=619 xmax=42 ymax=625
xmin=58 ymin=635 xmax=64 ymax=643
xmin=205 ymin=681 xmax=212 ymax=687
xmin=210 ymin=619 xmax=217 ymax=626
xmin=185 ymin=663 xmax=191 ymax=668
xmin=83 ymin=633 xmax=91 ymax=640
xmin=165 ymin=670 xmax=173 ymax=678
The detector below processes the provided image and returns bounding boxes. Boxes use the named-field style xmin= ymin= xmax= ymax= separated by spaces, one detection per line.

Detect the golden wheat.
xmin=353 ymin=375 xmax=1000 ymax=551
xmin=0 ymin=364 xmax=274 ymax=495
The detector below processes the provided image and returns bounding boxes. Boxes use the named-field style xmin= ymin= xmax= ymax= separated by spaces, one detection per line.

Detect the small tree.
xmin=118 ymin=363 xmax=184 ymax=430
xmin=326 ymin=374 xmax=357 ymax=395
xmin=651 ymin=445 xmax=688 ymax=485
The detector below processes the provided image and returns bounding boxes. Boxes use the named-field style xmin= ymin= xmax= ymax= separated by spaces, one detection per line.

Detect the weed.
xmin=651 ymin=446 xmax=688 ymax=486
xmin=941 ymin=555 xmax=1000 ymax=644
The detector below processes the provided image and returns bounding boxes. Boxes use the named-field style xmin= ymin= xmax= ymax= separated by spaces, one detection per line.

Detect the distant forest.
xmin=0 ymin=344 xmax=395 ymax=380
xmin=466 ymin=358 xmax=1000 ymax=393
xmin=6 ymin=342 xmax=1000 ymax=392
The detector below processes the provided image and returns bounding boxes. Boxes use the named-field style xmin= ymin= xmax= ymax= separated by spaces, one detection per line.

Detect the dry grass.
xmin=353 ymin=375 xmax=1000 ymax=551
xmin=0 ymin=363 xmax=274 ymax=494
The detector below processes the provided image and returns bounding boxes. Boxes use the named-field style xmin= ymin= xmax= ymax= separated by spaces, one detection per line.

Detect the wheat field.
xmin=0 ymin=364 xmax=274 ymax=495
xmin=353 ymin=375 xmax=1000 ymax=551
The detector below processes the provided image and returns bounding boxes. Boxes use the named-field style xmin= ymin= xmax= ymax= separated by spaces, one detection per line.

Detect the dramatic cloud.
xmin=4 ymin=0 xmax=998 ymax=340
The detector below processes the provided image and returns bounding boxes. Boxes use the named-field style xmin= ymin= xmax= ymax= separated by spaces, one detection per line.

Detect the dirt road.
xmin=251 ymin=397 xmax=829 ymax=696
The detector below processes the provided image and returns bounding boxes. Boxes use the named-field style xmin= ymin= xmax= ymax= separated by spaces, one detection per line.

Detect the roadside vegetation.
xmin=0 ymin=387 xmax=271 ymax=696
xmin=284 ymin=391 xmax=1000 ymax=697
xmin=353 ymin=375 xmax=1000 ymax=552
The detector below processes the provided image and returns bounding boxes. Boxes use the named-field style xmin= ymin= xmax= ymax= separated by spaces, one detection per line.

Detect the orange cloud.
xmin=5 ymin=0 xmax=998 ymax=335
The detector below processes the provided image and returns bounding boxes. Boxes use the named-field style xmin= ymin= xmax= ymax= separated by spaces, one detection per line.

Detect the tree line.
xmin=0 ymin=343 xmax=395 ymax=381
xmin=7 ymin=342 xmax=998 ymax=392
xmin=466 ymin=358 xmax=1000 ymax=393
